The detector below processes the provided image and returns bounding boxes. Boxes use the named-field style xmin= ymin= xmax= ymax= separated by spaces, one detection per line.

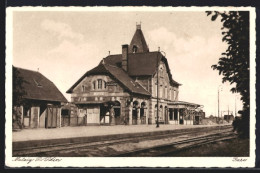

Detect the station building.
xmin=66 ymin=24 xmax=204 ymax=126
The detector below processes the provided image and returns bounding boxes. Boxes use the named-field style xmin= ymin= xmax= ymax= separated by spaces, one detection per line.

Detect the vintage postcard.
xmin=5 ymin=6 xmax=256 ymax=167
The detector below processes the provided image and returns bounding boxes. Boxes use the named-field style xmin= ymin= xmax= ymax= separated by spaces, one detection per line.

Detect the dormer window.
xmin=132 ymin=45 xmax=138 ymax=53
xmin=33 ymin=79 xmax=42 ymax=87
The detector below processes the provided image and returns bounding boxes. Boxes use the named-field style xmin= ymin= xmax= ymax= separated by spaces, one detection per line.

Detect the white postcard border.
xmin=5 ymin=6 xmax=256 ymax=168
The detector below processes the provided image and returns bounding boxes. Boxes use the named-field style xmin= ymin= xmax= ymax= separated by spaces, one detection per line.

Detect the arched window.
xmin=140 ymin=102 xmax=146 ymax=117
xmin=160 ymin=105 xmax=163 ymax=121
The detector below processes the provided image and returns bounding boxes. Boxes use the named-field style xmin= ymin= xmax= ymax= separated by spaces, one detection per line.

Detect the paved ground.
xmin=12 ymin=124 xmax=230 ymax=142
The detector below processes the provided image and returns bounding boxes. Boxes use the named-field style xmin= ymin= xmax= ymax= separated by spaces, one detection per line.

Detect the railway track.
xmin=111 ymin=131 xmax=236 ymax=157
xmin=13 ymin=125 xmax=234 ymax=157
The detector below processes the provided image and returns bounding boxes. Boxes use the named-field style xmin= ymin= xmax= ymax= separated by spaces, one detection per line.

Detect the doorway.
xmin=46 ymin=106 xmax=58 ymax=128
xmin=179 ymin=114 xmax=184 ymax=125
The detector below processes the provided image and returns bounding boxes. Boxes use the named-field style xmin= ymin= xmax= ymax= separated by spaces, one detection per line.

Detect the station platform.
xmin=12 ymin=124 xmax=230 ymax=142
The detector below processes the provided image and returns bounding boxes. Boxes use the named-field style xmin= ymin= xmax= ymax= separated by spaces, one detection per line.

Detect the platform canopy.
xmin=167 ymin=101 xmax=202 ymax=109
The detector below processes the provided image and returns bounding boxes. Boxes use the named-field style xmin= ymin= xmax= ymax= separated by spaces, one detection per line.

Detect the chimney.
xmin=122 ymin=44 xmax=128 ymax=71
xmin=136 ymin=24 xmax=141 ymax=30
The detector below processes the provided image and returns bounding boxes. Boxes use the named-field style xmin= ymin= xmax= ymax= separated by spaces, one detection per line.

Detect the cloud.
xmin=47 ymin=39 xmax=101 ymax=69
xmin=41 ymin=19 xmax=83 ymax=41
xmin=147 ymin=27 xmax=177 ymax=50
xmin=148 ymin=27 xmax=230 ymax=116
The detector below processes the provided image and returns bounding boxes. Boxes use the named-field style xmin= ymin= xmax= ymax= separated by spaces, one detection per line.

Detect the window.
xmin=104 ymin=81 xmax=107 ymax=89
xmin=133 ymin=45 xmax=138 ymax=53
xmin=155 ymin=83 xmax=157 ymax=97
xmin=165 ymin=87 xmax=167 ymax=99
xmin=23 ymin=107 xmax=30 ymax=117
xmin=92 ymin=79 xmax=107 ymax=90
xmin=82 ymin=85 xmax=85 ymax=92
xmin=98 ymin=79 xmax=102 ymax=89
xmin=159 ymin=85 xmax=163 ymax=98
xmin=92 ymin=81 xmax=96 ymax=90
xmin=159 ymin=65 xmax=164 ymax=77
xmin=169 ymin=88 xmax=172 ymax=100
xmin=154 ymin=104 xmax=158 ymax=120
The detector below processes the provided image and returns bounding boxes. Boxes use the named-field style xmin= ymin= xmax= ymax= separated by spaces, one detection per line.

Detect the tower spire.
xmin=129 ymin=23 xmax=149 ymax=53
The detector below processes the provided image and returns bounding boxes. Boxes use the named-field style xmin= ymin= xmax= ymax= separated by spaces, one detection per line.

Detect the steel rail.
xmin=110 ymin=131 xmax=236 ymax=157
xmin=13 ymin=125 xmax=233 ymax=157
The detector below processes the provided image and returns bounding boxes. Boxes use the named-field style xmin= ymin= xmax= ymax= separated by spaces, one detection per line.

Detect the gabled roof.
xmin=104 ymin=64 xmax=150 ymax=96
xmin=15 ymin=67 xmax=67 ymax=102
xmin=104 ymin=52 xmax=180 ymax=86
xmin=129 ymin=27 xmax=149 ymax=53
xmin=66 ymin=63 xmax=150 ymax=96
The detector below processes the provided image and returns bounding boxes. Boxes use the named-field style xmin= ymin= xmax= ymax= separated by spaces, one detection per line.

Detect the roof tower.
xmin=129 ymin=23 xmax=149 ymax=53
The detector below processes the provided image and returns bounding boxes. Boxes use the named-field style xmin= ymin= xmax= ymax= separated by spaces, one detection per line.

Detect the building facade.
xmin=67 ymin=24 xmax=204 ymax=125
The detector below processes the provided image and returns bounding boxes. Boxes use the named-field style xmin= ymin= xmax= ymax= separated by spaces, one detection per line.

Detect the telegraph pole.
xmin=218 ymin=89 xmax=219 ymax=124
xmin=156 ymin=47 xmax=160 ymax=128
xmin=218 ymin=85 xmax=222 ymax=124
xmin=155 ymin=48 xmax=166 ymax=128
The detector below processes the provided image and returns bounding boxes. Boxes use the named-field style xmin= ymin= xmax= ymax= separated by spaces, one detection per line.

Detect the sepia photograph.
xmin=5 ymin=7 xmax=256 ymax=167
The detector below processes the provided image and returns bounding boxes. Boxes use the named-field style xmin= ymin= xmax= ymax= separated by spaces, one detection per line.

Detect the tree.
xmin=206 ymin=11 xmax=250 ymax=138
xmin=12 ymin=66 xmax=27 ymax=129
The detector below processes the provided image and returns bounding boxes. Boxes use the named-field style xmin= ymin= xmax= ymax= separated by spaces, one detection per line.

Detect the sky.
xmin=12 ymin=9 xmax=243 ymax=117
